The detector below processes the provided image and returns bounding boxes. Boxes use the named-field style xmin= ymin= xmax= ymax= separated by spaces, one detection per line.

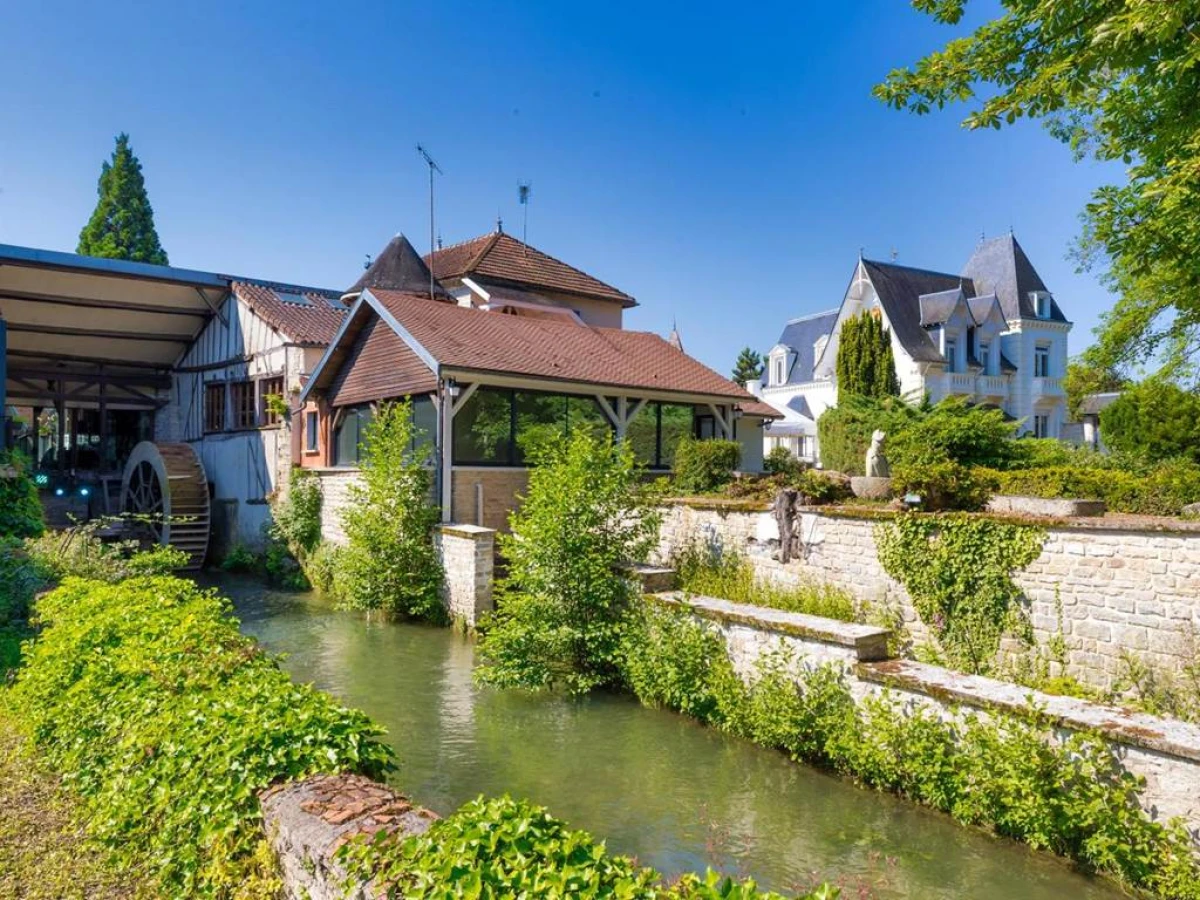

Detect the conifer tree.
xmin=836 ymin=311 xmax=899 ymax=401
xmin=731 ymin=346 xmax=766 ymax=384
xmin=77 ymin=134 xmax=168 ymax=265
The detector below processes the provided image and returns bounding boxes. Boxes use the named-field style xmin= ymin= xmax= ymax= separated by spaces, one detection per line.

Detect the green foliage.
xmin=988 ymin=459 xmax=1200 ymax=517
xmin=0 ymin=453 xmax=44 ymax=540
xmin=1064 ymin=362 xmax=1127 ymax=421
xmin=8 ymin=575 xmax=392 ymax=898
xmin=672 ymin=541 xmax=857 ymax=621
xmin=890 ymin=458 xmax=996 ymax=511
xmin=877 ymin=1 xmax=1200 ymax=385
xmin=835 ymin=311 xmax=899 ymax=401
xmin=24 ymin=521 xmax=188 ymax=582
xmin=269 ymin=467 xmax=322 ymax=557
xmin=763 ymin=445 xmax=803 ymax=477
xmin=338 ymin=400 xmax=444 ymax=620
xmin=76 ymin=134 xmax=168 ymax=265
xmin=622 ymin=617 xmax=1200 ymax=897
xmin=875 ymin=515 xmax=1044 ymax=674
xmin=731 ymin=347 xmax=766 ymax=385
xmin=887 ymin=396 xmax=1017 ymax=471
xmin=816 ymin=396 xmax=919 ymax=475
xmin=339 ymin=794 xmax=824 ymax=900
xmin=1101 ymin=381 xmax=1200 ymax=464
xmin=219 ymin=543 xmax=258 ymax=573
xmin=303 ymin=540 xmax=344 ymax=596
xmin=791 ymin=469 xmax=853 ymax=506
xmin=477 ymin=433 xmax=660 ymax=695
xmin=673 ymin=438 xmax=741 ymax=494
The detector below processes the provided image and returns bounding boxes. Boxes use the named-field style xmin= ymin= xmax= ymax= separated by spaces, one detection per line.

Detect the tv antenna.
xmin=416 ymin=144 xmax=443 ymax=297
xmin=518 ymin=182 xmax=531 ymax=250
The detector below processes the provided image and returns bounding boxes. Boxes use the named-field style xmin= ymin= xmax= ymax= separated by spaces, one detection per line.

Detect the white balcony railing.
xmin=1033 ymin=376 xmax=1064 ymax=396
xmin=978 ymin=375 xmax=1009 ymax=397
xmin=948 ymin=372 xmax=976 ymax=393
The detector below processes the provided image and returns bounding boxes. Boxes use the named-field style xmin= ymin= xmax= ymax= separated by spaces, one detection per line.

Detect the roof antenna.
xmin=980 ymin=228 xmax=986 ymax=243
xmin=416 ymin=144 xmax=443 ymax=299
xmin=437 ymin=233 xmax=443 ymax=250
xmin=363 ymin=254 xmax=372 ymax=271
xmin=890 ymin=247 xmax=898 ymax=262
xmin=518 ymin=182 xmax=531 ymax=254
xmin=496 ymin=212 xmax=504 ymax=234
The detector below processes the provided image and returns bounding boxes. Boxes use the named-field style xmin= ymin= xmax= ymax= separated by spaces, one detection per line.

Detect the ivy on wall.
xmin=874 ymin=515 xmax=1045 ymax=674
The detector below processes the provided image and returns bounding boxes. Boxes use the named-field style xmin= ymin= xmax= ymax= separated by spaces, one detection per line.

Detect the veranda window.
xmin=204 ymin=383 xmax=226 ymax=433
xmin=230 ymin=381 xmax=256 ymax=430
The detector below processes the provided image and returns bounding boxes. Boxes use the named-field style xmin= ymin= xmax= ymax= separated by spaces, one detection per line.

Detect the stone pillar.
xmin=435 ymin=524 xmax=495 ymax=627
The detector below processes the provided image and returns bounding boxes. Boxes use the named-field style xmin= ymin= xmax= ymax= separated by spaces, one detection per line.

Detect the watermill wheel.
xmin=120 ymin=441 xmax=211 ymax=570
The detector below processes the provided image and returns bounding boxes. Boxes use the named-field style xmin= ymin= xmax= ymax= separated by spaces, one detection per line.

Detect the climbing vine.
xmin=874 ymin=515 xmax=1045 ymax=675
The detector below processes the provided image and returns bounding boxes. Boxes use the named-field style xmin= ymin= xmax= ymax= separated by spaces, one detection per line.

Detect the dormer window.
xmin=979 ymin=341 xmax=990 ymax=374
xmin=773 ymin=356 xmax=786 ymax=386
xmin=1034 ymin=293 xmax=1052 ymax=318
xmin=945 ymin=338 xmax=958 ymax=373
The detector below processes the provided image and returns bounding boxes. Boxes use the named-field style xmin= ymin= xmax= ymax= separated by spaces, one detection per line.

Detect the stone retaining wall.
xmin=656 ymin=501 xmax=1200 ymax=690
xmin=662 ymin=591 xmax=1200 ymax=838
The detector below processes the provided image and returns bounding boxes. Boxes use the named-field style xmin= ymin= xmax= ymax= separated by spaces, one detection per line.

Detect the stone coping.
xmin=653 ymin=591 xmax=891 ymax=662
xmin=859 ymin=659 xmax=1200 ymax=763
xmin=439 ymin=523 xmax=496 ymax=538
xmin=660 ymin=496 xmax=1200 ymax=535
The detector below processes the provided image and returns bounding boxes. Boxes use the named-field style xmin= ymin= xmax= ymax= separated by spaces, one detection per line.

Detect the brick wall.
xmin=655 ymin=501 xmax=1200 ymax=690
xmin=450 ymin=467 xmax=529 ymax=532
xmin=435 ymin=525 xmax=495 ymax=626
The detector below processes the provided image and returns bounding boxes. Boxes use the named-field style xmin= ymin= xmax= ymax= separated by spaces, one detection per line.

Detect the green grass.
xmin=673 ymin=543 xmax=859 ymax=622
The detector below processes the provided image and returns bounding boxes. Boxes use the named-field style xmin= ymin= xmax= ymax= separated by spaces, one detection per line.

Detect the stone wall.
xmin=435 ymin=524 xmax=495 ymax=627
xmin=311 ymin=468 xmax=364 ymax=546
xmin=450 ymin=466 xmax=529 ymax=532
xmin=662 ymin=591 xmax=1200 ymax=838
xmin=655 ymin=500 xmax=1200 ymax=690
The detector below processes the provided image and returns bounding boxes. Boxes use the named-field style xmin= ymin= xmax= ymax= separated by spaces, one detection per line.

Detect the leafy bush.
xmin=887 ymin=396 xmax=1017 ymax=472
xmin=792 ymin=469 xmax=853 ymax=506
xmin=304 ymin=540 xmax=344 ymax=595
xmin=1006 ymin=437 xmax=1091 ymax=470
xmin=1101 ymin=380 xmax=1200 ymax=464
xmin=673 ymin=438 xmax=741 ymax=494
xmin=672 ymin=540 xmax=857 ymax=621
xmin=0 ymin=451 xmax=44 ymax=540
xmin=219 ymin=543 xmax=259 ymax=573
xmin=477 ymin=433 xmax=660 ymax=695
xmin=269 ymin=467 xmax=322 ymax=557
xmin=875 ymin=515 xmax=1044 ymax=674
xmin=0 ymin=537 xmax=48 ymax=627
xmin=8 ymin=575 xmax=392 ymax=898
xmin=816 ymin=396 xmax=919 ymax=475
xmin=340 ymin=793 xmax=829 ymax=900
xmin=891 ymin=456 xmax=997 ymax=511
xmin=764 ymin=445 xmax=804 ymax=476
xmin=988 ymin=459 xmax=1200 ymax=516
xmin=338 ymin=400 xmax=444 ymax=620
xmin=24 ymin=522 xmax=188 ymax=581
xmin=621 ymin=620 xmax=1200 ymax=898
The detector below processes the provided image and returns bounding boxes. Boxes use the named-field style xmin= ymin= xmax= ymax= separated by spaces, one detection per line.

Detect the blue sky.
xmin=0 ymin=1 xmax=1118 ymax=375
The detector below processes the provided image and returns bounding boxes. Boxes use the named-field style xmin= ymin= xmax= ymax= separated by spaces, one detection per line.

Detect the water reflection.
xmin=213 ymin=575 xmax=1123 ymax=899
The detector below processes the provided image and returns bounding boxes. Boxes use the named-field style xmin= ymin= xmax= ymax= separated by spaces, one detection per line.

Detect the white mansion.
xmin=750 ymin=235 xmax=1072 ymax=462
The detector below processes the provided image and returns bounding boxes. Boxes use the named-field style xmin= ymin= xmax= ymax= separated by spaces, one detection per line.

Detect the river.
xmin=217 ymin=575 xmax=1124 ymax=899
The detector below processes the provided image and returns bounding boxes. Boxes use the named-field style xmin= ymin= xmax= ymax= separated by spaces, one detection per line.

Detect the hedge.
xmin=673 ymin=437 xmax=741 ymax=493
xmin=987 ymin=459 xmax=1200 ymax=516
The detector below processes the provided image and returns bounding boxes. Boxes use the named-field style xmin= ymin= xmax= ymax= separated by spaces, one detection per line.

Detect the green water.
xmin=219 ymin=576 xmax=1125 ymax=899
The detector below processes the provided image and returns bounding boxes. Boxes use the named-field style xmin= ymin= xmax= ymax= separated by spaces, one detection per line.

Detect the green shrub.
xmin=887 ymin=396 xmax=1017 ymax=472
xmin=764 ymin=445 xmax=804 ymax=476
xmin=1101 ymin=380 xmax=1200 ymax=464
xmin=1006 ymin=437 xmax=1087 ymax=470
xmin=338 ymin=400 xmax=444 ymax=620
xmin=792 ymin=469 xmax=853 ymax=506
xmin=0 ymin=537 xmax=48 ymax=627
xmin=672 ymin=540 xmax=857 ymax=621
xmin=269 ymin=467 xmax=322 ymax=557
xmin=219 ymin=542 xmax=259 ymax=573
xmin=304 ymin=540 xmax=344 ymax=595
xmin=875 ymin=515 xmax=1044 ymax=674
xmin=477 ymin=433 xmax=660 ymax=695
xmin=0 ymin=451 xmax=44 ymax=540
xmin=25 ymin=522 xmax=188 ymax=582
xmin=815 ymin=395 xmax=919 ymax=475
xmin=891 ymin=456 xmax=997 ymax=511
xmin=989 ymin=459 xmax=1200 ymax=516
xmin=836 ymin=310 xmax=899 ymax=400
xmin=672 ymin=438 xmax=741 ymax=493
xmin=621 ymin=622 xmax=1200 ymax=898
xmin=9 ymin=575 xmax=392 ymax=897
xmin=340 ymin=794 xmax=826 ymax=900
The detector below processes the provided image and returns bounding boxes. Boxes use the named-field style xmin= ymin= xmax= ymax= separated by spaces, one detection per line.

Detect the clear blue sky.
xmin=0 ymin=0 xmax=1118 ymax=375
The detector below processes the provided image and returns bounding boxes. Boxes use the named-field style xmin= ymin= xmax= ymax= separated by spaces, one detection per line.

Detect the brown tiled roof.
xmin=367 ymin=289 xmax=752 ymax=401
xmin=737 ymin=399 xmax=783 ymax=419
xmin=426 ymin=232 xmax=636 ymax=307
xmin=232 ymin=281 xmax=347 ymax=346
xmin=328 ymin=314 xmax=436 ymax=407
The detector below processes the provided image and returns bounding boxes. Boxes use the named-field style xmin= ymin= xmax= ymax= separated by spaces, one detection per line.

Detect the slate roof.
xmin=347 ymin=234 xmax=450 ymax=299
xmin=426 ymin=232 xmax=636 ymax=307
xmin=860 ymin=259 xmax=968 ymax=363
xmin=917 ymin=288 xmax=965 ymax=327
xmin=962 ymin=234 xmax=1067 ymax=322
xmin=967 ymin=294 xmax=1003 ymax=325
xmin=775 ymin=310 xmax=838 ymax=384
xmin=307 ymin=288 xmax=759 ymax=406
xmin=231 ymin=281 xmax=347 ymax=346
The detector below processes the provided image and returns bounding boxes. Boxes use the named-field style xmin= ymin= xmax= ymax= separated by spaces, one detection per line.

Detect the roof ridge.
xmin=428 ymin=233 xmax=494 ymax=256
xmin=862 ymin=258 xmax=961 ymax=281
xmin=230 ymin=277 xmax=340 ymax=297
xmin=784 ymin=308 xmax=840 ymax=324
xmin=493 ymin=232 xmax=634 ymax=302
xmin=465 ymin=231 xmax=504 ymax=271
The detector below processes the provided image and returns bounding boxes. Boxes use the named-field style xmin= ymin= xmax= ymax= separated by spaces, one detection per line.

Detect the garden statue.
xmin=865 ymin=430 xmax=890 ymax=478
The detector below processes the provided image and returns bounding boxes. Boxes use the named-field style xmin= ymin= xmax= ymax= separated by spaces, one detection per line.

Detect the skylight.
xmin=275 ymin=290 xmax=313 ymax=307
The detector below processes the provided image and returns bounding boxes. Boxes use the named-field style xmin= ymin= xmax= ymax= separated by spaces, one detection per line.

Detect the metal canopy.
xmin=0 ymin=243 xmax=230 ymax=405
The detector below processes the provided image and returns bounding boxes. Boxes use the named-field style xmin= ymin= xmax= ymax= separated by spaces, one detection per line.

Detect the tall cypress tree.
xmin=731 ymin=346 xmax=766 ymax=384
xmin=837 ymin=310 xmax=899 ymax=401
xmin=77 ymin=134 xmax=169 ymax=265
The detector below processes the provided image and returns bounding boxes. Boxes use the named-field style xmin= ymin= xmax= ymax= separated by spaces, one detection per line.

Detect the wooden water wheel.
xmin=120 ymin=441 xmax=211 ymax=570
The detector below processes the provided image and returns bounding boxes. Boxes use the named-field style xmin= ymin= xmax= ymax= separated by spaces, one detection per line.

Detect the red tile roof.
xmin=737 ymin=399 xmax=783 ymax=419
xmin=328 ymin=314 xmax=436 ymax=407
xmin=232 ymin=281 xmax=347 ymax=345
xmin=426 ymin=232 xmax=636 ymax=307
xmin=367 ymin=289 xmax=753 ymax=401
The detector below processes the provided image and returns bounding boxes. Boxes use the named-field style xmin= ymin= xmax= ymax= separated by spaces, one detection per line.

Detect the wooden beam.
xmin=1 ymin=386 xmax=159 ymax=408
xmin=5 ymin=366 xmax=171 ymax=390
xmin=4 ymin=348 xmax=169 ymax=371
xmin=4 ymin=322 xmax=193 ymax=343
xmin=0 ymin=286 xmax=211 ymax=317
xmin=451 ymin=381 xmax=479 ymax=416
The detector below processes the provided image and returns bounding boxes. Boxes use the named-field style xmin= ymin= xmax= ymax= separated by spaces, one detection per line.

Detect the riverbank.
xmin=0 ymin=709 xmax=154 ymax=900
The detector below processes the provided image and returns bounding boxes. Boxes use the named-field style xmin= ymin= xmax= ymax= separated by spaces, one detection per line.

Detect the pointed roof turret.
xmin=347 ymin=233 xmax=450 ymax=299
xmin=668 ymin=319 xmax=684 ymax=352
xmin=961 ymin=233 xmax=1065 ymax=322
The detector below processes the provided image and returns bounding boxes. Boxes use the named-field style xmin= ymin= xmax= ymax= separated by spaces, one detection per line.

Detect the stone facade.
xmin=668 ymin=591 xmax=1200 ymax=839
xmin=450 ymin=466 xmax=529 ymax=532
xmin=435 ymin=524 xmax=496 ymax=627
xmin=311 ymin=468 xmax=364 ymax=546
xmin=655 ymin=501 xmax=1200 ymax=690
